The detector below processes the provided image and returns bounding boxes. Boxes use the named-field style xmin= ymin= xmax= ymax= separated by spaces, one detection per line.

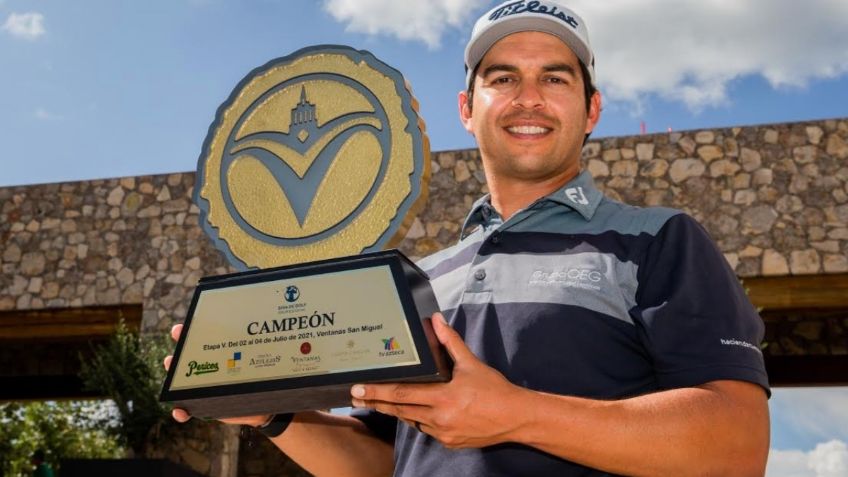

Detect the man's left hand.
xmin=351 ymin=313 xmax=526 ymax=449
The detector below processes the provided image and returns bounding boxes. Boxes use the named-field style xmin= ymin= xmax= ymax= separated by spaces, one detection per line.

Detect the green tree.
xmin=0 ymin=401 xmax=122 ymax=476
xmin=78 ymin=320 xmax=174 ymax=457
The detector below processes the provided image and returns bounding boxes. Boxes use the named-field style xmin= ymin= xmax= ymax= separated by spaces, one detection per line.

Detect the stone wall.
xmin=1 ymin=117 xmax=847 ymax=475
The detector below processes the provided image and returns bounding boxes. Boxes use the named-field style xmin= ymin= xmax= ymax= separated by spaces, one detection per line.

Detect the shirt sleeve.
xmin=632 ymin=213 xmax=770 ymax=395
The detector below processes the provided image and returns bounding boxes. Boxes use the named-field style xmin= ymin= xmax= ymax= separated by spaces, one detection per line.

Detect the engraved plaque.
xmin=160 ymin=251 xmax=449 ymax=418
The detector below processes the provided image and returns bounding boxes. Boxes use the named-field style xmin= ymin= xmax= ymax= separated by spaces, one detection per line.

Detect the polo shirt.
xmin=357 ymin=170 xmax=769 ymax=477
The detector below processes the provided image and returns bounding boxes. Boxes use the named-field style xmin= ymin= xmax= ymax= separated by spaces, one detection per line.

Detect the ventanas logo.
xmin=185 ymin=360 xmax=219 ymax=377
xmin=379 ymin=337 xmax=404 ymax=357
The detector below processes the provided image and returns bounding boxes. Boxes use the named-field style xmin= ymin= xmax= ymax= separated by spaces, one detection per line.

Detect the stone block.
xmin=752 ymin=169 xmax=773 ymax=186
xmin=762 ymin=250 xmax=789 ymax=275
xmin=826 ymin=133 xmax=848 ymax=159
xmin=2 ymin=243 xmax=21 ymax=262
xmin=453 ymin=161 xmax=471 ymax=182
xmin=602 ymin=148 xmax=622 ymax=162
xmin=733 ymin=190 xmax=757 ymax=206
xmin=740 ymin=148 xmax=762 ymax=171
xmin=764 ymin=129 xmax=779 ymax=144
xmin=640 ymin=160 xmax=669 ymax=178
xmin=612 ymin=160 xmax=638 ymax=177
xmin=806 ymin=126 xmax=824 ymax=144
xmin=20 ymin=252 xmax=46 ymax=276
xmin=582 ymin=142 xmax=601 ymax=158
xmin=695 ymin=131 xmax=715 ymax=144
xmin=733 ymin=173 xmax=751 ymax=189
xmin=697 ymin=145 xmax=724 ymax=162
xmin=823 ymin=254 xmax=848 ymax=273
xmin=710 ymin=159 xmax=741 ymax=177
xmin=792 ymin=145 xmax=818 ymax=164
xmin=723 ymin=253 xmax=739 ymax=271
xmin=636 ymin=143 xmax=654 ymax=161
xmin=587 ymin=159 xmax=609 ymax=177
xmin=107 ymin=186 xmax=125 ymax=207
xmin=678 ymin=136 xmax=697 ymax=155
xmin=669 ymin=159 xmax=705 ymax=183
xmin=741 ymin=205 xmax=778 ymax=234
xmin=790 ymin=249 xmax=821 ymax=274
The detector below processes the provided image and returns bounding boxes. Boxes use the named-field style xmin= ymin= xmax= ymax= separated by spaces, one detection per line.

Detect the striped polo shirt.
xmin=362 ymin=170 xmax=768 ymax=477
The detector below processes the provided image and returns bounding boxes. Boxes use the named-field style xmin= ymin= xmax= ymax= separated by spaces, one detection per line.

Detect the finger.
xmin=353 ymin=399 xmax=430 ymax=424
xmin=220 ymin=415 xmax=272 ymax=427
xmin=172 ymin=408 xmax=191 ymax=423
xmin=170 ymin=323 xmax=183 ymax=342
xmin=163 ymin=355 xmax=173 ymax=371
xmin=431 ymin=313 xmax=476 ymax=364
xmin=352 ymin=382 xmax=437 ymax=406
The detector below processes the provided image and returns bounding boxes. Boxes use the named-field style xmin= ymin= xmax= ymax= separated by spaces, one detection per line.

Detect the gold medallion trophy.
xmin=159 ymin=46 xmax=450 ymax=418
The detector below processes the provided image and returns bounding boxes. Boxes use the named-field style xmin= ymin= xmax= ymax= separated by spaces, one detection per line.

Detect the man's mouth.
xmin=505 ymin=125 xmax=551 ymax=135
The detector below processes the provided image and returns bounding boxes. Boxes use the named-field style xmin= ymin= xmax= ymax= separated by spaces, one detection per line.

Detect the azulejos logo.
xmin=285 ymin=285 xmax=300 ymax=303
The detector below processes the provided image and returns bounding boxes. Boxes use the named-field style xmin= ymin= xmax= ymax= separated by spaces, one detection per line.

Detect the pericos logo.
xmin=195 ymin=45 xmax=430 ymax=269
xmin=185 ymin=360 xmax=219 ymax=377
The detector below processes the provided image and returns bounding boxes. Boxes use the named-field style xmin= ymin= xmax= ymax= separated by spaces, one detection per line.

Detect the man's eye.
xmin=546 ymin=77 xmax=566 ymax=84
xmin=491 ymin=76 xmax=513 ymax=84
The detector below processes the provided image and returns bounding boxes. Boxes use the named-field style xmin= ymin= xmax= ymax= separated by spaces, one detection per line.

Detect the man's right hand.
xmin=163 ymin=323 xmax=271 ymax=427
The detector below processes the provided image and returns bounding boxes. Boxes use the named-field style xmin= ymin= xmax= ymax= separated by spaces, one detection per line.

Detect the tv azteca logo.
xmin=379 ymin=337 xmax=404 ymax=357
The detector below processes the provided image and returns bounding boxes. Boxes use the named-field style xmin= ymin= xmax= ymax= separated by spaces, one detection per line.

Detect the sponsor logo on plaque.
xmin=380 ymin=337 xmax=405 ymax=357
xmin=186 ymin=360 xmax=219 ymax=377
xmin=300 ymin=342 xmax=312 ymax=355
xmin=227 ymin=351 xmax=242 ymax=369
xmin=284 ymin=285 xmax=300 ymax=302
xmin=249 ymin=353 xmax=282 ymax=369
xmin=195 ymin=46 xmax=430 ymax=269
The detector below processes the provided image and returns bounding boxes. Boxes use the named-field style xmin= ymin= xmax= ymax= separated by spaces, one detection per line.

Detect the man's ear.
xmin=585 ymin=90 xmax=602 ymax=135
xmin=458 ymin=90 xmax=474 ymax=135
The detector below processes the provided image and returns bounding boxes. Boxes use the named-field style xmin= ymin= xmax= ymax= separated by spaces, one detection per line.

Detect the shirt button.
xmin=474 ymin=269 xmax=486 ymax=281
xmin=490 ymin=234 xmax=500 ymax=244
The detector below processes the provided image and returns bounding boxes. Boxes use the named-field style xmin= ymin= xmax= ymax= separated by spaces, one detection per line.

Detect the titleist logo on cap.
xmin=488 ymin=1 xmax=579 ymax=28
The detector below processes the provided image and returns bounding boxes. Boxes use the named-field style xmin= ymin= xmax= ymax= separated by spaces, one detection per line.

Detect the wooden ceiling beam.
xmin=743 ymin=273 xmax=848 ymax=311
xmin=0 ymin=305 xmax=142 ymax=341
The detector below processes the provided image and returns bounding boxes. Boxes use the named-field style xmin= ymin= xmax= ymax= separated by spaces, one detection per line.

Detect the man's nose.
xmin=511 ymin=80 xmax=545 ymax=109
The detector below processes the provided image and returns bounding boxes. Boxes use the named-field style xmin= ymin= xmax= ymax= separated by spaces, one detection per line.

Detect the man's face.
xmin=459 ymin=31 xmax=601 ymax=185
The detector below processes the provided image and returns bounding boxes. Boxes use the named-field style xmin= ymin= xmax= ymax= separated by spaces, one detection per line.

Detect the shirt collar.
xmin=544 ymin=170 xmax=604 ymax=221
xmin=460 ymin=170 xmax=603 ymax=239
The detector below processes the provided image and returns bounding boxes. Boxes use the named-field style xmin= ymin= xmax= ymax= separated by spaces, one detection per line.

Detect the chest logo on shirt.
xmin=529 ymin=268 xmax=603 ymax=291
xmin=565 ymin=186 xmax=589 ymax=205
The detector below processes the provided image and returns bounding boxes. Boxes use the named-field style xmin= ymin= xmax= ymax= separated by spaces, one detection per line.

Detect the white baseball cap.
xmin=464 ymin=0 xmax=596 ymax=88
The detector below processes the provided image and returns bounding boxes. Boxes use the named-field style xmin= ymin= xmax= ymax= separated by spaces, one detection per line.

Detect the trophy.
xmin=159 ymin=45 xmax=449 ymax=418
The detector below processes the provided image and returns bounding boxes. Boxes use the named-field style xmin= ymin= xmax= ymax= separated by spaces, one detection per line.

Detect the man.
xmin=168 ymin=1 xmax=770 ymax=475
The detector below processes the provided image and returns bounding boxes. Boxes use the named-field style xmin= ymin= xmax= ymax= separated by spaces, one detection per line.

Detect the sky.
xmin=1 ymin=0 xmax=847 ymax=474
